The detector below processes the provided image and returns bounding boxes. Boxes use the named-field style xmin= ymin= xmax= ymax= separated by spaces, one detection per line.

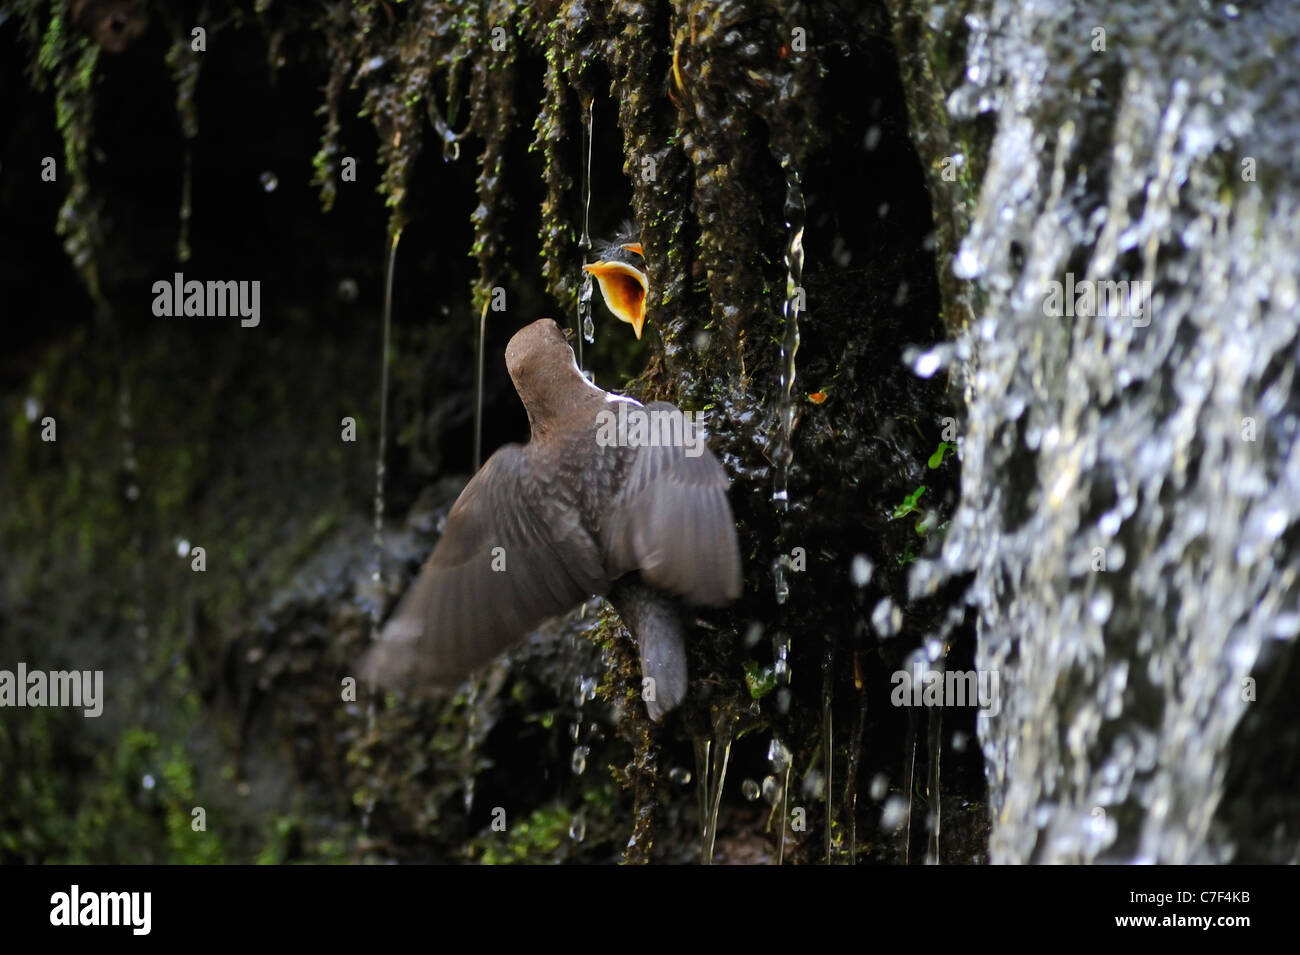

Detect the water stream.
xmin=913 ymin=0 xmax=1300 ymax=863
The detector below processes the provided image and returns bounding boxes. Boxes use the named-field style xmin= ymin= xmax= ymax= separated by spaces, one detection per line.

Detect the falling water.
xmin=820 ymin=643 xmax=834 ymax=863
xmin=177 ymin=148 xmax=192 ymax=262
xmin=371 ymin=230 xmax=400 ymax=640
xmin=767 ymin=736 xmax=793 ymax=865
xmin=166 ymin=25 xmax=200 ymax=263
xmin=473 ymin=298 xmax=488 ymax=471
xmin=925 ymin=703 xmax=942 ymax=865
xmin=577 ymin=94 xmax=595 ymax=362
xmin=771 ymin=165 xmax=805 ymax=513
xmin=700 ymin=707 xmax=737 ymax=864
xmin=360 ymin=229 xmax=400 ymax=840
xmin=843 ymin=693 xmax=868 ymax=864
xmin=912 ymin=0 xmax=1300 ymax=863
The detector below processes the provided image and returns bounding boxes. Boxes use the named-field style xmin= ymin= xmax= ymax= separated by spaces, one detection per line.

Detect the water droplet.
xmin=744 ymin=621 xmax=764 ymax=647
xmin=851 ymin=554 xmax=874 ymax=587
xmin=24 ymin=396 xmax=39 ymax=421
xmin=872 ymin=598 xmax=902 ymax=637
xmin=1089 ymin=589 xmax=1113 ymax=624
xmin=800 ymin=770 xmax=823 ymax=800
xmin=142 ymin=774 xmax=156 ymax=791
xmin=259 ymin=171 xmax=278 ymax=192
xmin=870 ymin=773 xmax=889 ymax=800
xmin=741 ymin=779 xmax=761 ymax=801
xmin=337 ymin=278 xmax=359 ymax=302
xmin=176 ymin=538 xmax=190 ymax=557
xmin=761 ymin=775 xmax=782 ymax=805
xmin=768 ymin=737 xmax=792 ymax=773
xmin=669 ymin=767 xmax=692 ymax=785
xmin=882 ymin=795 xmax=910 ymax=830
xmin=570 ymin=745 xmax=588 ymax=776
xmin=569 ymin=813 xmax=586 ymax=842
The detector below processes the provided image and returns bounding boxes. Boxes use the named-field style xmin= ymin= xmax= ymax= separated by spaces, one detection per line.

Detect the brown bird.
xmin=360 ymin=318 xmax=742 ymax=720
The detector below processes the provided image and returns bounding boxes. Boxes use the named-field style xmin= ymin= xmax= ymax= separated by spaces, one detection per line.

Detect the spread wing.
xmin=360 ymin=444 xmax=607 ymax=693
xmin=599 ymin=402 xmax=743 ymax=606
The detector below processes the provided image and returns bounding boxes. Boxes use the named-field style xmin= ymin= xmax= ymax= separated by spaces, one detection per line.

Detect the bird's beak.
xmin=582 ymin=260 xmax=648 ymax=339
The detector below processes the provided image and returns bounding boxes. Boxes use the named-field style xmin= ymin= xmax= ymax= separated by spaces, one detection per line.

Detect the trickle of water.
xmin=773 ymin=558 xmax=790 ymax=605
xmin=772 ymin=633 xmax=792 ymax=685
xmin=369 ymin=229 xmax=401 ymax=641
xmin=926 ymin=706 xmax=943 ymax=865
xmin=771 ymin=164 xmax=806 ymax=513
xmin=701 ymin=708 xmax=737 ymax=865
xmin=576 ymin=94 xmax=595 ymax=361
xmin=579 ymin=272 xmax=595 ymax=347
xmin=426 ymin=94 xmax=462 ymax=162
xmin=473 ymin=298 xmax=489 ymax=471
xmin=177 ymin=148 xmax=192 ymax=262
xmin=768 ymin=735 xmax=794 ymax=864
xmin=821 ymin=643 xmax=834 ymax=864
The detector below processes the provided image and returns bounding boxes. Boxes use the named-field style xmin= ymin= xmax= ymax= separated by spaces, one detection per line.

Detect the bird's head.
xmin=505 ymin=319 xmax=589 ymax=434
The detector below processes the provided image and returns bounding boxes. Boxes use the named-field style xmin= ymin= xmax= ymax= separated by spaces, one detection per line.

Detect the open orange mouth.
xmin=582 ymin=260 xmax=648 ymax=339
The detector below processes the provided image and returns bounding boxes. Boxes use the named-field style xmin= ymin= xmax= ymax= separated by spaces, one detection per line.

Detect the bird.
xmin=583 ymin=230 xmax=649 ymax=339
xmin=360 ymin=318 xmax=742 ymax=720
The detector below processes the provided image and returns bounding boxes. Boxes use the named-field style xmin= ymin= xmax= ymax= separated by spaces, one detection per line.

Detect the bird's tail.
xmin=609 ymin=580 xmax=687 ymax=721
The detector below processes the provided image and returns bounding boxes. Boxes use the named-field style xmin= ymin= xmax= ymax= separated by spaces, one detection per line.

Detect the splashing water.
xmin=915 ymin=0 xmax=1300 ymax=863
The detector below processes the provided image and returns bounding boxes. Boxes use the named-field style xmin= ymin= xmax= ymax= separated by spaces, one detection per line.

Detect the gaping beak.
xmin=582 ymin=260 xmax=648 ymax=339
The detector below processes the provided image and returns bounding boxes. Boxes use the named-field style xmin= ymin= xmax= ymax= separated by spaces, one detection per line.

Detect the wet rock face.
xmin=915 ymin=0 xmax=1300 ymax=862
xmin=7 ymin=0 xmax=980 ymax=864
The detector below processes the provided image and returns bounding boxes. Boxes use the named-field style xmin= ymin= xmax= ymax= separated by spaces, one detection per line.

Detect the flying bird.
xmin=360 ymin=318 xmax=742 ymax=720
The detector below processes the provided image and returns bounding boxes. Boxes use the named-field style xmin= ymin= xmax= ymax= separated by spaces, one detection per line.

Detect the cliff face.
xmin=5 ymin=0 xmax=1294 ymax=866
